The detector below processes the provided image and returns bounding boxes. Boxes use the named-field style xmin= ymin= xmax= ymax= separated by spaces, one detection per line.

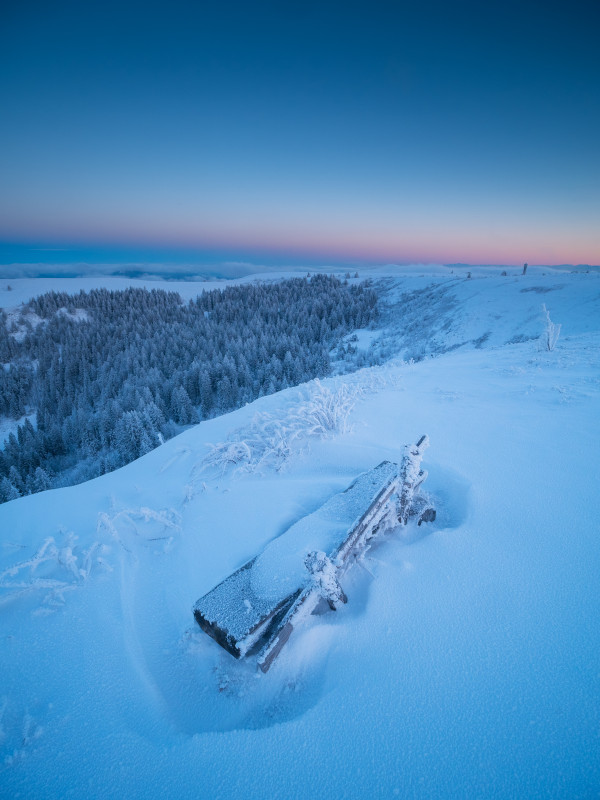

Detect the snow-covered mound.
xmin=1 ymin=268 xmax=599 ymax=798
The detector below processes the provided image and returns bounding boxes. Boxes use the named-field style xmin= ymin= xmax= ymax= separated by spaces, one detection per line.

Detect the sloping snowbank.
xmin=0 ymin=271 xmax=599 ymax=798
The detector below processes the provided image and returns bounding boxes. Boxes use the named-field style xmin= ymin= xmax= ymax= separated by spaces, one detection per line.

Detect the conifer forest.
xmin=0 ymin=276 xmax=378 ymax=502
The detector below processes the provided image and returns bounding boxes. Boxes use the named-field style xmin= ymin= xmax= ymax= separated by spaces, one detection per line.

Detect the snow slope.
xmin=1 ymin=269 xmax=599 ymax=799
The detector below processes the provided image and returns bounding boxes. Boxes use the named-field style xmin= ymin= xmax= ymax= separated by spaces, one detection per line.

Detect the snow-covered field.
xmin=1 ymin=267 xmax=599 ymax=798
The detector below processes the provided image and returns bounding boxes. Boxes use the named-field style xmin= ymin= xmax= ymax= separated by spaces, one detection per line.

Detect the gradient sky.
xmin=1 ymin=0 xmax=598 ymax=267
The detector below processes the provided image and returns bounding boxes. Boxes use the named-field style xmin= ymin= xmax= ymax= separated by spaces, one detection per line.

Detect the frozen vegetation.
xmin=0 ymin=275 xmax=377 ymax=501
xmin=0 ymin=264 xmax=599 ymax=798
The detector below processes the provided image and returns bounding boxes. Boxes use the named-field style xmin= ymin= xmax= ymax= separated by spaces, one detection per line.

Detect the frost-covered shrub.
xmin=199 ymin=379 xmax=360 ymax=479
xmin=196 ymin=366 xmax=400 ymax=488
xmin=541 ymin=304 xmax=561 ymax=351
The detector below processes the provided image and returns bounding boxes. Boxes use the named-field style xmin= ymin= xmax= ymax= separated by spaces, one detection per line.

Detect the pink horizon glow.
xmin=3 ymin=221 xmax=597 ymax=266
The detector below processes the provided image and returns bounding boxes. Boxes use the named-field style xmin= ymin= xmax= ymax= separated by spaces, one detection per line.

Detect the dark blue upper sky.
xmin=1 ymin=0 xmax=598 ymax=267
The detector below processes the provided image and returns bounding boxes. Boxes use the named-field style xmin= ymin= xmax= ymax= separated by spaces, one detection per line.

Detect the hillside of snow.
xmin=1 ymin=268 xmax=599 ymax=798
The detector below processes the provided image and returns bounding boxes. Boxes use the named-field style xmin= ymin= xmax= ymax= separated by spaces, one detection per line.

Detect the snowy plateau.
xmin=0 ymin=265 xmax=599 ymax=799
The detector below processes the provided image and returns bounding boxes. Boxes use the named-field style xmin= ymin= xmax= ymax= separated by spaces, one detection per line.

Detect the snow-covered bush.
xmin=541 ymin=304 xmax=561 ymax=351
xmin=199 ymin=380 xmax=361 ymax=479
xmin=196 ymin=366 xmax=401 ymax=488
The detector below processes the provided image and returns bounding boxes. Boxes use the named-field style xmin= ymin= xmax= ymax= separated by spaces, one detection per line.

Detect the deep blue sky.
xmin=1 ymin=0 xmax=598 ymax=268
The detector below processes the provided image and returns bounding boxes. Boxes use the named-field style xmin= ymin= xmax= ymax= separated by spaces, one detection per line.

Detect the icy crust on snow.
xmin=195 ymin=460 xmax=399 ymax=644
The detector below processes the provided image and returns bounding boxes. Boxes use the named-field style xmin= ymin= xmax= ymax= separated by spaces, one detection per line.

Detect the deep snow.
xmin=1 ymin=267 xmax=599 ymax=799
